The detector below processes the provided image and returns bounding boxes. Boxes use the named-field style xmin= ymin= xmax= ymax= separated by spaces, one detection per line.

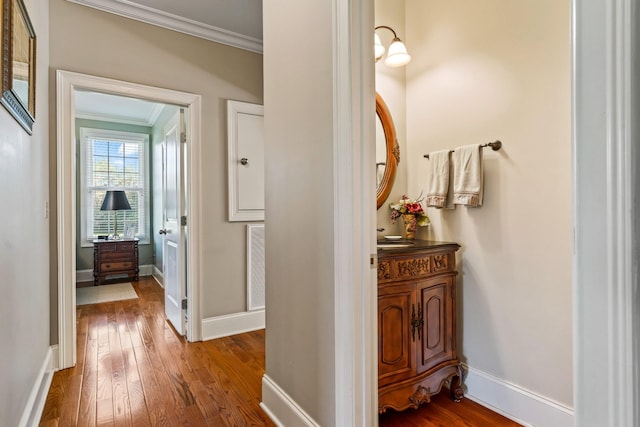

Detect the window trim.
xmin=79 ymin=127 xmax=150 ymax=247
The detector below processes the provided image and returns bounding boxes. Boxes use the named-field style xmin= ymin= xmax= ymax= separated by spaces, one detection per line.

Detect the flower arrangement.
xmin=389 ymin=194 xmax=431 ymax=226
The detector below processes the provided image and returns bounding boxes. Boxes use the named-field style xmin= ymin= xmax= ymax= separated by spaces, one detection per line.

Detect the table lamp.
xmin=100 ymin=190 xmax=131 ymax=240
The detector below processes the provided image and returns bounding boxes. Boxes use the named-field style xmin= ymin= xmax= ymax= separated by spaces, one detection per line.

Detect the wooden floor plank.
xmin=77 ymin=332 xmax=97 ymax=427
xmin=41 ymin=276 xmax=520 ymax=427
xmin=39 ymin=361 xmax=69 ymax=422
xmin=95 ymin=309 xmax=114 ymax=426
xmin=115 ymin=301 xmax=152 ymax=427
xmin=107 ymin=304 xmax=133 ymax=427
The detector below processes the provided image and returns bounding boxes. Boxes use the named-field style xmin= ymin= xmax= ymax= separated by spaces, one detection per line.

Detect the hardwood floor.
xmin=40 ymin=277 xmax=274 ymax=427
xmin=379 ymin=392 xmax=522 ymax=427
xmin=41 ymin=276 xmax=520 ymax=426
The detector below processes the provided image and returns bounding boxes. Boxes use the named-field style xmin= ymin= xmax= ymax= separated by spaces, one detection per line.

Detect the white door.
xmin=161 ymin=109 xmax=187 ymax=335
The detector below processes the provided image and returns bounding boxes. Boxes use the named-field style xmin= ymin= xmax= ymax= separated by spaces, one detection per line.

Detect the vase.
xmin=402 ymin=214 xmax=418 ymax=240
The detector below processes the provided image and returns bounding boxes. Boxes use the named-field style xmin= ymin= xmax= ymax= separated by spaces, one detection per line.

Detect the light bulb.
xmin=384 ymin=39 xmax=411 ymax=67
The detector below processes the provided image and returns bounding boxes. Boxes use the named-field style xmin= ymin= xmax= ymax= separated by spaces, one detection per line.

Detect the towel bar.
xmin=423 ymin=140 xmax=502 ymax=159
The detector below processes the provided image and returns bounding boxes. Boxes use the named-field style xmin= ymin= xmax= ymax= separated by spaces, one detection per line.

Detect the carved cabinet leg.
xmin=409 ymin=385 xmax=431 ymax=409
xmin=450 ymin=367 xmax=464 ymax=402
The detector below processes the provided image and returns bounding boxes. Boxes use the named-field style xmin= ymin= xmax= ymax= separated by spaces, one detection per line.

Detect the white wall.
xmin=405 ymin=0 xmax=573 ymax=412
xmin=0 ymin=0 xmax=51 ymax=424
xmin=48 ymin=0 xmax=263 ymax=342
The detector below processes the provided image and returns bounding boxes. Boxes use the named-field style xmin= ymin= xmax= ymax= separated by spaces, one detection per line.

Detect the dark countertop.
xmin=376 ymin=239 xmax=460 ymax=255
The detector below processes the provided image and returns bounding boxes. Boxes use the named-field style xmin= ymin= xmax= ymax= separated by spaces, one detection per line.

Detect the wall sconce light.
xmin=374 ymin=25 xmax=411 ymax=67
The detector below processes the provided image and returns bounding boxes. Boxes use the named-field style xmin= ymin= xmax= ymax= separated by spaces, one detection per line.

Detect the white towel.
xmin=425 ymin=150 xmax=452 ymax=208
xmin=452 ymin=144 xmax=483 ymax=207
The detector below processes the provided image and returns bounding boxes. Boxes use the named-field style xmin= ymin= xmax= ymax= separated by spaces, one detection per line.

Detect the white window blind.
xmin=80 ymin=128 xmax=150 ymax=246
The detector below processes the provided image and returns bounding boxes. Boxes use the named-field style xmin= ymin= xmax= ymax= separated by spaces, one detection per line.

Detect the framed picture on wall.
xmin=1 ymin=0 xmax=36 ymax=134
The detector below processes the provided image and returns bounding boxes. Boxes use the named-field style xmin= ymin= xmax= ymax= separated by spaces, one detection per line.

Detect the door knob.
xmin=159 ymin=229 xmax=167 ymax=235
xmin=240 ymin=158 xmax=249 ymax=165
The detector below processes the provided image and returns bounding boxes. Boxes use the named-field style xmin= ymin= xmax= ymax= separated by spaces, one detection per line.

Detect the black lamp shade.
xmin=100 ymin=190 xmax=131 ymax=211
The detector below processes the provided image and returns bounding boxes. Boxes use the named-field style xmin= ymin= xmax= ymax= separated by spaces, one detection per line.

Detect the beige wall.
xmin=405 ymin=0 xmax=573 ymax=405
xmin=0 ymin=0 xmax=51 ymax=424
xmin=48 ymin=0 xmax=263 ymax=342
xmin=374 ymin=0 xmax=409 ymax=236
xmin=263 ymin=0 xmax=337 ymax=422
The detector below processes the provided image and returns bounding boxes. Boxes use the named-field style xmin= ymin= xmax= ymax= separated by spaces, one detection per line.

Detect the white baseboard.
xmin=50 ymin=345 xmax=59 ymax=372
xmin=76 ymin=264 xmax=153 ymax=282
xmin=76 ymin=269 xmax=93 ymax=283
xmin=464 ymin=364 xmax=574 ymax=427
xmin=139 ymin=264 xmax=152 ymax=276
xmin=260 ymin=374 xmax=319 ymax=427
xmin=19 ymin=346 xmax=56 ymax=427
xmin=152 ymin=265 xmax=164 ymax=288
xmin=201 ymin=310 xmax=265 ymax=341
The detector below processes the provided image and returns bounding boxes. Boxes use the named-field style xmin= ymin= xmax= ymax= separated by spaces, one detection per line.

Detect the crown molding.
xmin=65 ymin=0 xmax=263 ymax=54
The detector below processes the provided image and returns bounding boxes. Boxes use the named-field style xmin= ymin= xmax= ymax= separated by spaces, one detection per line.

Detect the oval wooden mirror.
xmin=376 ymin=92 xmax=399 ymax=209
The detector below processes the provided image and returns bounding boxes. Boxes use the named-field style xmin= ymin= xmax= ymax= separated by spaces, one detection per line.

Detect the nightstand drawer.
xmin=100 ymin=261 xmax=134 ymax=272
xmin=100 ymin=252 xmax=131 ymax=261
xmin=113 ymin=242 xmax=136 ymax=252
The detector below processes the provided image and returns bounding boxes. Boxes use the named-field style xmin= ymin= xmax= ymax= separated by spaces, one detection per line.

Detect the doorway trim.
xmin=56 ymin=70 xmax=203 ymax=369
xmin=572 ymin=0 xmax=639 ymax=424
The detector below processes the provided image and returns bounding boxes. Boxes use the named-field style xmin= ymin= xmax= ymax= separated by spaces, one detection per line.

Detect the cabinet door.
xmin=416 ymin=276 xmax=454 ymax=373
xmin=378 ymin=284 xmax=416 ymax=386
xmin=227 ymin=100 xmax=264 ymax=221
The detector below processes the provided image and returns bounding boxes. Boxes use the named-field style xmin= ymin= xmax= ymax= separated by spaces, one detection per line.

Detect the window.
xmin=80 ymin=128 xmax=150 ymax=246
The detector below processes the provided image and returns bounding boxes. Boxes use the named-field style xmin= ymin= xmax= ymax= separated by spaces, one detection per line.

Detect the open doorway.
xmin=73 ymin=91 xmax=174 ymax=285
xmin=73 ymin=91 xmax=188 ymax=332
xmin=56 ymin=70 xmax=203 ymax=370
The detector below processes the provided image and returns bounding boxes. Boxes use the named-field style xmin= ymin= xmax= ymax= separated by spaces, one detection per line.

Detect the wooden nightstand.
xmin=93 ymin=239 xmax=139 ymax=286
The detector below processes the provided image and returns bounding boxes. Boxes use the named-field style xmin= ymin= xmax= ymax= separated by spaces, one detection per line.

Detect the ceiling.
xmin=74 ymin=91 xmax=167 ymax=127
xmin=69 ymin=0 xmax=262 ymax=123
xmin=66 ymin=0 xmax=263 ymax=53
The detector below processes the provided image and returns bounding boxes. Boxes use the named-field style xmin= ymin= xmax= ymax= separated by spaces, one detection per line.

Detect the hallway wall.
xmin=0 ymin=0 xmax=52 ymax=424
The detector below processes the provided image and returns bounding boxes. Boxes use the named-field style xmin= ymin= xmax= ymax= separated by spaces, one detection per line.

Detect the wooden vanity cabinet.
xmin=377 ymin=241 xmax=462 ymax=413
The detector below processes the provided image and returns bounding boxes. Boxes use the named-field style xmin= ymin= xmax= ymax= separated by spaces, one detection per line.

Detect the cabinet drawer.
xmin=113 ymin=242 xmax=136 ymax=252
xmin=100 ymin=252 xmax=132 ymax=261
xmin=378 ymin=251 xmax=456 ymax=284
xmin=100 ymin=261 xmax=134 ymax=272
xmin=98 ymin=243 xmax=117 ymax=253
xmin=97 ymin=242 xmax=136 ymax=253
